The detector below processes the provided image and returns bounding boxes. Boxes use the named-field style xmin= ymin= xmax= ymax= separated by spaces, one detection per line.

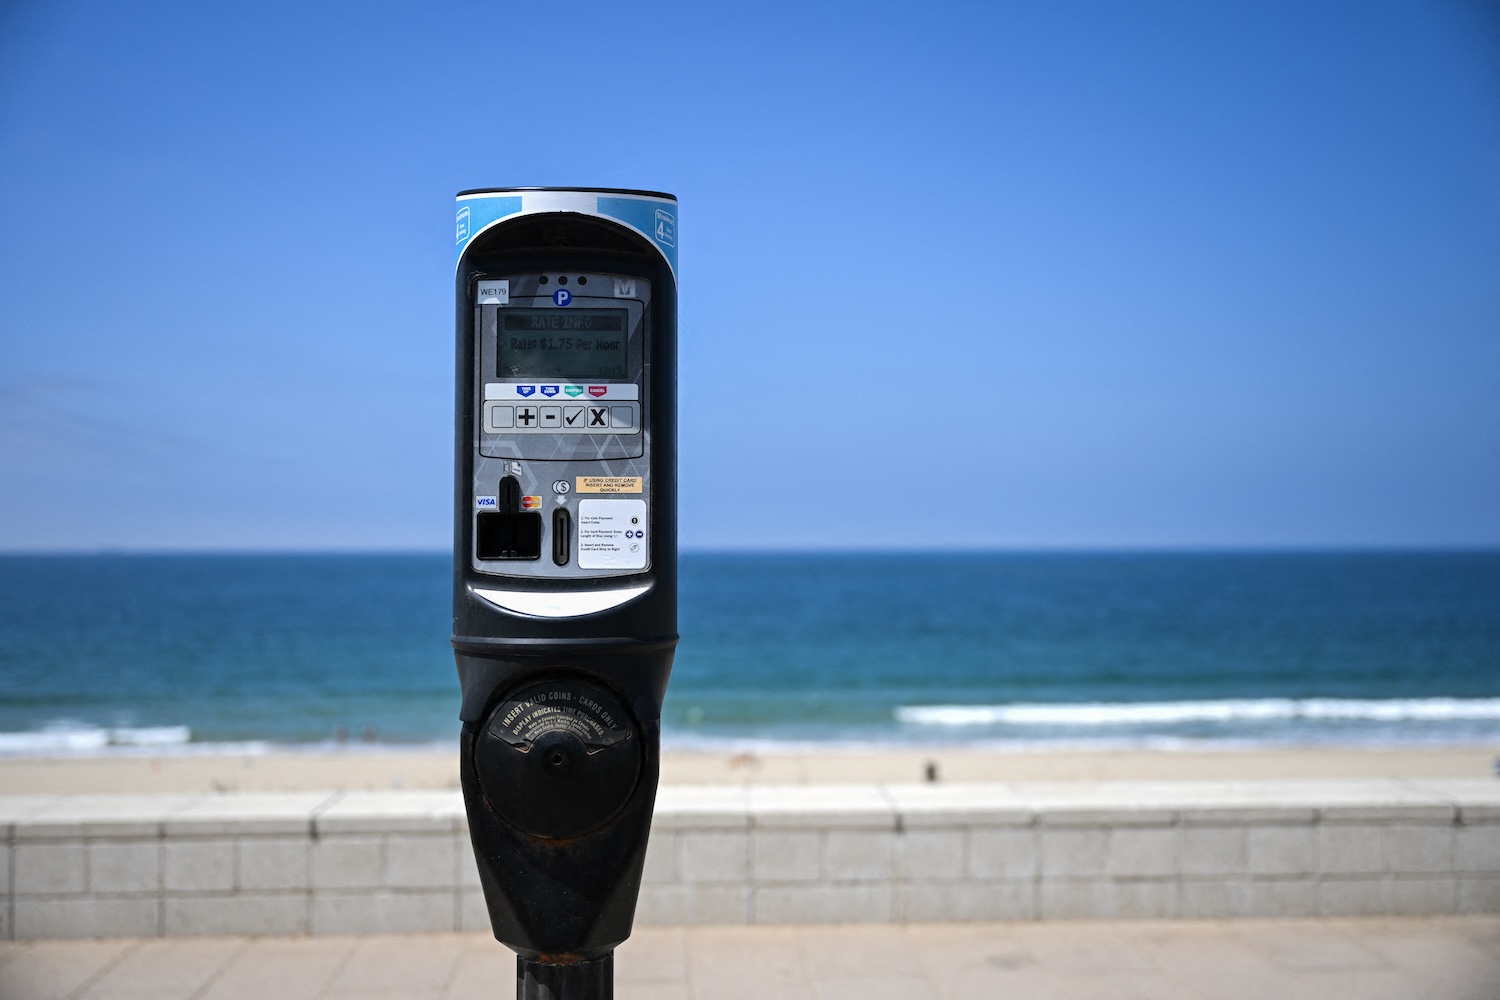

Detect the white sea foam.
xmin=894 ymin=697 xmax=1500 ymax=727
xmin=0 ymin=720 xmax=192 ymax=754
xmin=0 ymin=720 xmax=464 ymax=757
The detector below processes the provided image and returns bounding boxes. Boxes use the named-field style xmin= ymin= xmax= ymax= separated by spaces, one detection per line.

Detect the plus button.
xmin=516 ymin=407 xmax=538 ymax=427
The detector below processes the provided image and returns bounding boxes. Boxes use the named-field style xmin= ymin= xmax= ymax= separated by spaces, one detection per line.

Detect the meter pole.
xmin=518 ymin=954 xmax=613 ymax=1000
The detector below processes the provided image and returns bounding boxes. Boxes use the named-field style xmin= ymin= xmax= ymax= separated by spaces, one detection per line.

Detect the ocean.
xmin=0 ymin=552 xmax=1496 ymax=754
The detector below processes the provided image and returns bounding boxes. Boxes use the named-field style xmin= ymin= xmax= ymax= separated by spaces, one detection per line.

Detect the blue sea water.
xmin=0 ymin=552 xmax=1496 ymax=753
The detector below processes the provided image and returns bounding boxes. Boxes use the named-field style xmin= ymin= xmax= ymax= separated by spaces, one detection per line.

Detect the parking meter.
xmin=452 ymin=188 xmax=678 ymax=999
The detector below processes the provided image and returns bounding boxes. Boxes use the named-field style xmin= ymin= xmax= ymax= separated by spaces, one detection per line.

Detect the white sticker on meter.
xmin=477 ymin=280 xmax=509 ymax=305
xmin=577 ymin=499 xmax=647 ymax=570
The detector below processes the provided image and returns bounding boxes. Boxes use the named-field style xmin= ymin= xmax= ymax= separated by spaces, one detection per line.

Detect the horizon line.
xmin=2 ymin=543 xmax=1498 ymax=558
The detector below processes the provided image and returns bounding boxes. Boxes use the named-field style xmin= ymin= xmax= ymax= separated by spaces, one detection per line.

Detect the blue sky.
xmin=1 ymin=0 xmax=1496 ymax=551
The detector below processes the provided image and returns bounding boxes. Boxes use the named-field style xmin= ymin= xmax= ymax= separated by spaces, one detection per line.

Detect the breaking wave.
xmin=0 ymin=720 xmax=192 ymax=754
xmin=895 ymin=697 xmax=1500 ymax=727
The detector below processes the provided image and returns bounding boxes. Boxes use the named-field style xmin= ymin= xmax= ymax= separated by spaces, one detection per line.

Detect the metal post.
xmin=517 ymin=952 xmax=613 ymax=1000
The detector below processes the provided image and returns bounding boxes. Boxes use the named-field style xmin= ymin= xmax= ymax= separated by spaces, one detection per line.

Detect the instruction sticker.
xmin=578 ymin=499 xmax=648 ymax=570
xmin=576 ymin=476 xmax=643 ymax=494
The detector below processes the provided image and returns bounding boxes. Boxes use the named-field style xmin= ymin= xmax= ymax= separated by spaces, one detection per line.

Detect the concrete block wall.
xmin=1 ymin=791 xmax=490 ymax=940
xmin=636 ymin=778 xmax=1500 ymax=925
xmin=2 ymin=778 xmax=1496 ymax=938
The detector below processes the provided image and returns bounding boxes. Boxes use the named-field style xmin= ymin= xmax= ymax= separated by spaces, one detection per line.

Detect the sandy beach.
xmin=0 ymin=744 xmax=1492 ymax=794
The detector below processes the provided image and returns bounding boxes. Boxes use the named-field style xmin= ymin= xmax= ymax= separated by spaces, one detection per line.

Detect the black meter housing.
xmin=452 ymin=188 xmax=678 ymax=997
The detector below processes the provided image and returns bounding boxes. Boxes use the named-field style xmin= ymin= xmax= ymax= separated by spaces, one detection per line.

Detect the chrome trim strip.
xmin=472 ymin=584 xmax=652 ymax=618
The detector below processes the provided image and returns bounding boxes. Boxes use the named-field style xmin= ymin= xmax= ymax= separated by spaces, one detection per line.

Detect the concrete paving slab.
xmin=1 ymin=917 xmax=1496 ymax=999
xmin=1232 ymin=920 xmax=1389 ymax=970
xmin=1128 ymin=928 xmax=1325 ymax=1000
xmin=321 ymin=933 xmax=466 ymax=996
xmin=316 ymin=792 xmax=464 ymax=835
xmin=800 ymin=923 xmax=929 ymax=980
xmin=165 ymin=792 xmax=337 ymax=836
xmin=685 ymin=924 xmax=813 ymax=1000
xmin=17 ymin=793 xmax=202 ymax=839
xmin=747 ymin=784 xmax=895 ymax=828
xmin=74 ymin=938 xmax=246 ymax=1000
xmin=1015 ymin=921 xmax=1161 ymax=974
xmin=0 ymin=938 xmax=135 ymax=1000
xmin=613 ymin=925 xmax=687 ymax=986
xmin=652 ymin=785 xmax=750 ymax=829
xmin=196 ymin=936 xmax=356 ymax=1000
xmin=615 ymin=985 xmax=690 ymax=1000
xmin=439 ymin=945 xmax=512 ymax=1000
xmin=1351 ymin=917 xmax=1500 ymax=1000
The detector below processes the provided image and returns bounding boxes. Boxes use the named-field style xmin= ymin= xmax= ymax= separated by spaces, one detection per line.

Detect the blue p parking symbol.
xmin=553 ymin=289 xmax=573 ymax=306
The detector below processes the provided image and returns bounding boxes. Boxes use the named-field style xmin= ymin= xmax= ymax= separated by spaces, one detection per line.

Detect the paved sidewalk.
xmin=1 ymin=917 xmax=1496 ymax=999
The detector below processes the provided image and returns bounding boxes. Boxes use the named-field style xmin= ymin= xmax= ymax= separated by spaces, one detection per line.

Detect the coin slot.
xmin=552 ymin=507 xmax=572 ymax=566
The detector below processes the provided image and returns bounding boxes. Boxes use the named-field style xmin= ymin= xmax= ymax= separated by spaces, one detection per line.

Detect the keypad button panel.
xmin=484 ymin=401 xmax=641 ymax=435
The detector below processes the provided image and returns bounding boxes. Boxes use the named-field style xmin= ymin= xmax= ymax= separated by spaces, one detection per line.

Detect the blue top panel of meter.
xmin=455 ymin=188 xmax=678 ymax=278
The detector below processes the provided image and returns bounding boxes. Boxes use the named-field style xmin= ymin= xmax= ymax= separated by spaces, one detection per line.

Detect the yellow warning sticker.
xmin=576 ymin=476 xmax=643 ymax=494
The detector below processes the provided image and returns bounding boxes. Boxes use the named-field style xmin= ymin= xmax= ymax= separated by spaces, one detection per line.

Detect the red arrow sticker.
xmin=588 ymin=385 xmax=608 ymax=398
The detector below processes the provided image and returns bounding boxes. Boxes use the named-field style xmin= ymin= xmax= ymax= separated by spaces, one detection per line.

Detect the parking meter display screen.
xmin=498 ymin=309 xmax=628 ymax=379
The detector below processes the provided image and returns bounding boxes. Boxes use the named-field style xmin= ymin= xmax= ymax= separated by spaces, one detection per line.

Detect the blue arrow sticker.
xmin=596 ymin=196 xmax=678 ymax=278
xmin=454 ymin=195 xmax=522 ymax=261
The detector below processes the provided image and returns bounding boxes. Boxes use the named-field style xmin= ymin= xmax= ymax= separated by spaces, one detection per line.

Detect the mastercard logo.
xmin=521 ymin=496 xmax=542 ymax=510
